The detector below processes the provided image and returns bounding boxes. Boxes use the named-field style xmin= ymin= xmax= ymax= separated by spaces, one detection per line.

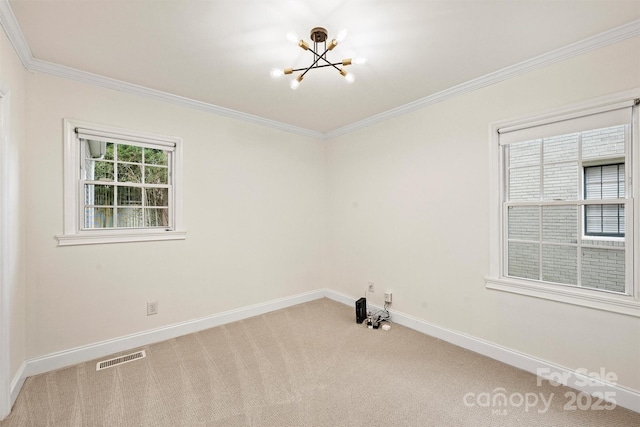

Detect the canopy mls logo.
xmin=462 ymin=367 xmax=618 ymax=415
xmin=462 ymin=388 xmax=554 ymax=414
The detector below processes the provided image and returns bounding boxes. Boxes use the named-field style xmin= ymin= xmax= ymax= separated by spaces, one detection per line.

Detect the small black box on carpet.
xmin=355 ymin=297 xmax=367 ymax=323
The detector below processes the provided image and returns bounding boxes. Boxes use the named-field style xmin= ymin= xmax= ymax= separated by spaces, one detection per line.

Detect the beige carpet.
xmin=1 ymin=298 xmax=639 ymax=426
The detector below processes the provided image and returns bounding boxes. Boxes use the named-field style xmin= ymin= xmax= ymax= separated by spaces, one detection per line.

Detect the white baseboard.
xmin=11 ymin=288 xmax=639 ymax=415
xmin=324 ymin=289 xmax=640 ymax=413
xmin=23 ymin=289 xmax=325 ymax=379
xmin=9 ymin=361 xmax=25 ymax=408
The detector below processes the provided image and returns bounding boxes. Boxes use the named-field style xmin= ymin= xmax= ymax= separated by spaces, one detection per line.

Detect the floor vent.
xmin=96 ymin=350 xmax=146 ymax=371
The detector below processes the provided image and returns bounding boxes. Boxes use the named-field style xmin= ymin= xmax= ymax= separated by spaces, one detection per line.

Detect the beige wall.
xmin=326 ymin=36 xmax=640 ymax=391
xmin=4 ymin=19 xmax=640 ymax=405
xmin=24 ymin=73 xmax=327 ymax=358
xmin=0 ymin=28 xmax=27 ymax=387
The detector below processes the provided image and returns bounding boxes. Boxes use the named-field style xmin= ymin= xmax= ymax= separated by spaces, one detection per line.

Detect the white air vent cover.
xmin=96 ymin=350 xmax=146 ymax=371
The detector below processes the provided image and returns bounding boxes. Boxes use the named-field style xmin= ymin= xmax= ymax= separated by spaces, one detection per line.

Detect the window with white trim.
xmin=57 ymin=119 xmax=185 ymax=246
xmin=486 ymin=93 xmax=640 ymax=316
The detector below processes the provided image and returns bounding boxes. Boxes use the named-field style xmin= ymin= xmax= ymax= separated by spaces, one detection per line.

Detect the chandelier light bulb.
xmin=286 ymin=31 xmax=299 ymax=44
xmin=353 ymin=57 xmax=367 ymax=65
xmin=270 ymin=68 xmax=284 ymax=78
xmin=338 ymin=68 xmax=354 ymax=83
xmin=335 ymin=29 xmax=348 ymax=43
xmin=290 ymin=74 xmax=303 ymax=90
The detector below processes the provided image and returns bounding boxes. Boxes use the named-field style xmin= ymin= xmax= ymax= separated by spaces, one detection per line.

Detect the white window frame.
xmin=57 ymin=119 xmax=186 ymax=246
xmin=486 ymin=89 xmax=640 ymax=317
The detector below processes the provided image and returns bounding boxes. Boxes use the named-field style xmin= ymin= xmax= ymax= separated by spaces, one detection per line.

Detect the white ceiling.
xmin=5 ymin=0 xmax=640 ymax=135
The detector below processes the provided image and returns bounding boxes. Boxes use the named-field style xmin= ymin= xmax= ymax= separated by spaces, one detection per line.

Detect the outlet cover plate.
xmin=147 ymin=301 xmax=158 ymax=316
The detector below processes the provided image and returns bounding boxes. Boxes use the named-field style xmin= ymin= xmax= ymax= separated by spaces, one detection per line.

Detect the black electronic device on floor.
xmin=355 ymin=297 xmax=367 ymax=324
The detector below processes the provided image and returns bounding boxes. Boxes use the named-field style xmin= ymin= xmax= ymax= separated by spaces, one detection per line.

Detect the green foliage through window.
xmin=82 ymin=139 xmax=170 ymax=229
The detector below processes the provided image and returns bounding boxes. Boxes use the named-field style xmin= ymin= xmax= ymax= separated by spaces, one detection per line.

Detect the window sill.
xmin=484 ymin=276 xmax=640 ymax=318
xmin=56 ymin=230 xmax=187 ymax=246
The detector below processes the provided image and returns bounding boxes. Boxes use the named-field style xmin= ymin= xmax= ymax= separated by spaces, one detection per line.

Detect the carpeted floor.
xmin=1 ymin=298 xmax=639 ymax=426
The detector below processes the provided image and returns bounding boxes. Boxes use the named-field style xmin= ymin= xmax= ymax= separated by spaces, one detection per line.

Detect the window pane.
xmin=581 ymin=248 xmax=625 ymax=293
xmin=145 ymin=188 xmax=169 ymax=207
xmin=602 ymin=216 xmax=619 ymax=234
xmin=543 ymin=133 xmax=578 ymax=163
xmin=104 ymin=142 xmax=114 ymax=160
xmin=584 ymin=163 xmax=624 ymax=237
xmin=509 ymin=140 xmax=540 ymax=168
xmin=117 ymin=208 xmax=143 ymax=228
xmin=543 ymin=163 xmax=578 ymax=200
xmin=585 ymin=167 xmax=602 ymax=199
xmin=117 ymin=144 xmax=142 ymax=163
xmin=508 ymin=206 xmax=539 ymax=241
xmin=117 ymin=186 xmax=142 ymax=206
xmin=585 ymin=204 xmax=624 ymax=236
xmin=117 ymin=163 xmax=142 ymax=183
xmin=585 ymin=205 xmax=603 ymax=234
xmin=599 ymin=164 xmax=623 ymax=198
xmin=145 ymin=148 xmax=168 ymax=166
xmin=84 ymin=184 xmax=114 ymax=206
xmin=582 ymin=125 xmax=625 ymax=160
xmin=602 ymin=204 xmax=623 ymax=234
xmin=542 ymin=245 xmax=577 ymax=285
xmin=508 ymin=242 xmax=539 ymax=280
xmin=145 ymin=166 xmax=168 ymax=184
xmin=84 ymin=160 xmax=114 ymax=181
xmin=542 ymin=206 xmax=577 ymax=243
xmin=602 ymin=204 xmax=619 ymax=216
xmin=509 ymin=166 xmax=540 ymax=201
xmin=145 ymin=208 xmax=169 ymax=227
xmin=84 ymin=207 xmax=113 ymax=228
xmin=601 ymin=181 xmax=619 ymax=199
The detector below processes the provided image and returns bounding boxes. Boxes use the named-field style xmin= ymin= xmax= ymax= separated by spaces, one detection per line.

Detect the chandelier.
xmin=270 ymin=27 xmax=366 ymax=90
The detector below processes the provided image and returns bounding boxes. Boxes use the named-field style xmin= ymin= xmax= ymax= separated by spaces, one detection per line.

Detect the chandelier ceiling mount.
xmin=310 ymin=27 xmax=328 ymax=43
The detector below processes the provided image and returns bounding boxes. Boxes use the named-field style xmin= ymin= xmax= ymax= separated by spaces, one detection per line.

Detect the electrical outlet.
xmin=384 ymin=292 xmax=392 ymax=303
xmin=147 ymin=301 xmax=158 ymax=316
xmin=368 ymin=281 xmax=375 ymax=292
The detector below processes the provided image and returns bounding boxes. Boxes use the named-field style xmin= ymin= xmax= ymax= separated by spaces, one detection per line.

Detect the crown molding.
xmin=0 ymin=0 xmax=638 ymax=140
xmin=0 ymin=0 xmax=32 ymax=68
xmin=0 ymin=0 xmax=323 ymax=140
xmin=324 ymin=19 xmax=640 ymax=139
xmin=26 ymin=57 xmax=324 ymax=139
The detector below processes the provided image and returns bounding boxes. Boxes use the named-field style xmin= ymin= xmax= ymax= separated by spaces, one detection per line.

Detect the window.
xmin=57 ymin=119 xmax=185 ymax=246
xmin=584 ymin=163 xmax=624 ymax=237
xmin=486 ymin=92 xmax=640 ymax=316
xmin=82 ymin=139 xmax=170 ymax=229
